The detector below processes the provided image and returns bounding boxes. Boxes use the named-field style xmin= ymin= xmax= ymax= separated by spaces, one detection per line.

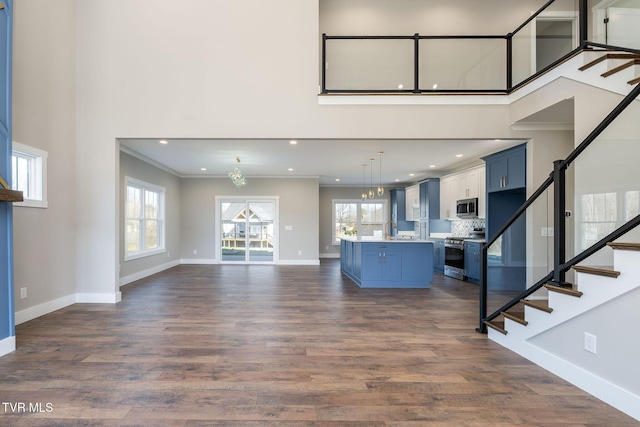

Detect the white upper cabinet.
xmin=405 ymin=184 xmax=420 ymax=221
xmin=440 ymin=165 xmax=485 ymax=219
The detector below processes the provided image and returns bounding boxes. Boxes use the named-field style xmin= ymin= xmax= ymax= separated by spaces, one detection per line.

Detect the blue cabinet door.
xmin=464 ymin=241 xmax=481 ymax=282
xmin=433 ymin=239 xmax=445 ymax=273
xmin=361 ymin=245 xmax=402 ymax=282
xmin=484 ymin=144 xmax=526 ymax=192
xmin=419 ymin=179 xmax=440 ymax=220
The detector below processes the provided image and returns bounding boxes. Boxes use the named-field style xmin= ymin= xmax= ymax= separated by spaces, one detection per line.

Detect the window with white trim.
xmin=332 ymin=199 xmax=387 ymax=243
xmin=125 ymin=177 xmax=165 ymax=260
xmin=11 ymin=142 xmax=48 ymax=208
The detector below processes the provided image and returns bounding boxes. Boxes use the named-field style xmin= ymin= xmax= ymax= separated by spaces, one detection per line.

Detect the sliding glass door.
xmin=219 ymin=198 xmax=277 ymax=263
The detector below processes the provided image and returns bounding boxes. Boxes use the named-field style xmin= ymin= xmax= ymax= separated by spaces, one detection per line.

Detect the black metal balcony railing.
xmin=321 ymin=0 xmax=588 ymax=94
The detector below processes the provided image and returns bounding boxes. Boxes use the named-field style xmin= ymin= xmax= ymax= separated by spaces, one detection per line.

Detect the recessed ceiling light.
xmin=395 ymin=179 xmax=400 ymax=182
xmin=494 ymin=139 xmax=502 ymax=142
xmin=398 ymin=84 xmax=404 ymax=89
xmin=288 ymin=168 xmax=294 ymax=171
xmin=432 ymin=83 xmax=438 ymax=90
xmin=335 ymin=178 xmax=341 ymax=182
xmin=201 ymin=167 xmax=207 ymax=171
xmin=159 ymin=140 xmax=168 ymax=145
xmin=289 ymin=140 xmax=298 ymax=145
xmin=455 ymin=154 xmax=463 ymax=158
xmin=409 ymin=173 xmax=415 ymax=177
xmin=429 ymin=165 xmax=436 ymax=168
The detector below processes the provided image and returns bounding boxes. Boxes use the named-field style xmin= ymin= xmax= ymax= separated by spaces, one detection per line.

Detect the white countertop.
xmin=340 ymin=237 xmax=432 ymax=243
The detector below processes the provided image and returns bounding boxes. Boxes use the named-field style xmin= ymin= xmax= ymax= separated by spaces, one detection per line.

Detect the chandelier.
xmin=229 ymin=157 xmax=247 ymax=188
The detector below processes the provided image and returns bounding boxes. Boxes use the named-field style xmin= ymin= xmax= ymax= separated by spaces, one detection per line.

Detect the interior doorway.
xmin=532 ymin=12 xmax=578 ymax=73
xmin=216 ymin=197 xmax=278 ymax=263
xmin=593 ymin=0 xmax=640 ymax=49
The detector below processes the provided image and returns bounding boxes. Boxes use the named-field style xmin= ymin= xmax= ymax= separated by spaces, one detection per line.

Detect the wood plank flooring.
xmin=1 ymin=260 xmax=638 ymax=426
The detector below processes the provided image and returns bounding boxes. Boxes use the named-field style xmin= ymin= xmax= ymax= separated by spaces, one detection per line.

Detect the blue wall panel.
xmin=1 ymin=0 xmax=15 ymax=342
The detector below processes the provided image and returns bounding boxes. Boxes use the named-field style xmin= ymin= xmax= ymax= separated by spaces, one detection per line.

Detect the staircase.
xmin=487 ymin=242 xmax=638 ymax=338
xmin=484 ymin=242 xmax=640 ymax=421
xmin=579 ymin=52 xmax=640 ymax=85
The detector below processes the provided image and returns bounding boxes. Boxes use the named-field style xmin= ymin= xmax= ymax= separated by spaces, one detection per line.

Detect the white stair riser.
xmin=613 ymin=249 xmax=640 ymax=273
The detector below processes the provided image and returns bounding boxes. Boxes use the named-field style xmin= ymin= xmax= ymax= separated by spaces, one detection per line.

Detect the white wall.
xmin=180 ymin=177 xmax=319 ymax=263
xmin=12 ymin=0 xmax=77 ymax=315
xmin=73 ymin=0 xmax=520 ymax=301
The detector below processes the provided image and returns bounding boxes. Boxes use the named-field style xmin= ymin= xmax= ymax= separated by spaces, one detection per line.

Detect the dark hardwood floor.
xmin=1 ymin=259 xmax=638 ymax=426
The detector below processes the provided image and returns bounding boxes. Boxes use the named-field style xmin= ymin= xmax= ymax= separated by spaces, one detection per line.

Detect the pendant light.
xmin=361 ymin=164 xmax=367 ymax=201
xmin=368 ymin=158 xmax=375 ymax=199
xmin=377 ymin=151 xmax=384 ymax=197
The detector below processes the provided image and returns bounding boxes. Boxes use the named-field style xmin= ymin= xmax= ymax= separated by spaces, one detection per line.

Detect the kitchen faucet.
xmin=384 ymin=220 xmax=397 ymax=240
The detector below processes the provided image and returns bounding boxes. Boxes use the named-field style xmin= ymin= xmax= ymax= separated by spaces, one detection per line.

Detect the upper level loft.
xmin=319 ymin=0 xmax=640 ymax=104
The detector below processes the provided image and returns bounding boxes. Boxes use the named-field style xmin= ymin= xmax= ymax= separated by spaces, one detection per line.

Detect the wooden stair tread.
xmin=572 ymin=265 xmax=620 ymax=278
xmin=544 ymin=284 xmax=583 ymax=297
xmin=579 ymin=53 xmax=640 ymax=71
xmin=628 ymin=76 xmax=640 ymax=85
xmin=502 ymin=309 xmax=528 ymax=326
xmin=601 ymin=59 xmax=640 ymax=77
xmin=521 ymin=298 xmax=552 ymax=313
xmin=486 ymin=319 xmax=507 ymax=335
xmin=607 ymin=242 xmax=640 ymax=251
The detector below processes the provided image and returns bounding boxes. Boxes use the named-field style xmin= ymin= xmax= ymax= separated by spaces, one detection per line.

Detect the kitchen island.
xmin=340 ymin=237 xmax=434 ymax=288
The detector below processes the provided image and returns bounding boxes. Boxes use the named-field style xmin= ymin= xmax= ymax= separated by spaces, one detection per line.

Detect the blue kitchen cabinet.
xmin=484 ymin=144 xmax=526 ymax=193
xmin=340 ymin=239 xmax=433 ymax=288
xmin=433 ymin=238 xmax=445 ymax=273
xmin=419 ymin=178 xmax=440 ymax=220
xmin=464 ymin=241 xmax=482 ymax=284
xmin=389 ymin=188 xmax=416 ymax=236
xmin=361 ymin=244 xmax=402 ymax=282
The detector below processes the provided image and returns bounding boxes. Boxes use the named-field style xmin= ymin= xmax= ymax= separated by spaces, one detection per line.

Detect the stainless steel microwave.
xmin=456 ymin=198 xmax=478 ymax=218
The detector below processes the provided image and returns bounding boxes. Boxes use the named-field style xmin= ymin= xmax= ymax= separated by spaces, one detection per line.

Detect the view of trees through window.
xmin=334 ymin=200 xmax=386 ymax=242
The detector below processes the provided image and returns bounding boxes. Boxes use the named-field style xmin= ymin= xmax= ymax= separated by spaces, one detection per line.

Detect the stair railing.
xmin=478 ymin=81 xmax=640 ymax=333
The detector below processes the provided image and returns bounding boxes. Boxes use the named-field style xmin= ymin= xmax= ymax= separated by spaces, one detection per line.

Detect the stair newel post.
xmin=321 ymin=33 xmax=327 ymax=94
xmin=552 ymin=159 xmax=568 ymax=287
xmin=579 ymin=0 xmax=588 ymax=49
xmin=477 ymin=243 xmax=488 ymax=333
xmin=413 ymin=33 xmax=420 ymax=93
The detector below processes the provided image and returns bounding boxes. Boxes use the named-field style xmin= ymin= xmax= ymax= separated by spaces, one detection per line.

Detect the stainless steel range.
xmin=444 ymin=237 xmax=465 ymax=280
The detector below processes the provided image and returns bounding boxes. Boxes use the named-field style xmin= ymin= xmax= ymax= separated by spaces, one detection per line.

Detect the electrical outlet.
xmin=584 ymin=332 xmax=597 ymax=354
xmin=193 ymin=249 xmax=198 ymax=255
xmin=298 ymin=250 xmax=302 ymax=256
xmin=167 ymin=252 xmax=170 ymax=258
xmin=20 ymin=287 xmax=27 ymax=299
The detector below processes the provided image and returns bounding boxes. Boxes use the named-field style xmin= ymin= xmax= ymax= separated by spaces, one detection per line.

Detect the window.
xmin=580 ymin=192 xmax=616 ymax=250
xmin=333 ymin=199 xmax=387 ymax=243
xmin=125 ymin=177 xmax=165 ymax=260
xmin=11 ymin=142 xmax=48 ymax=208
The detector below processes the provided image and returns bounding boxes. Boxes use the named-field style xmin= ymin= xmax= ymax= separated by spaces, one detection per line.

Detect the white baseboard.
xmin=120 ymin=259 xmax=181 ymax=286
xmin=15 ymin=294 xmax=76 ymax=325
xmin=505 ymin=341 xmax=640 ymax=422
xmin=76 ymin=292 xmax=121 ymax=304
xmin=0 ymin=335 xmax=16 ymax=357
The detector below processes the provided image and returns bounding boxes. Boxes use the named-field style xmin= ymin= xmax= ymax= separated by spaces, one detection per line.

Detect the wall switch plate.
xmin=20 ymin=287 xmax=27 ymax=299
xmin=584 ymin=332 xmax=597 ymax=354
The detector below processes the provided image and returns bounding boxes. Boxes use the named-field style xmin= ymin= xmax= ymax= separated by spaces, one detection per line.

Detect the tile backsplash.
xmin=451 ymin=218 xmax=486 ymax=237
